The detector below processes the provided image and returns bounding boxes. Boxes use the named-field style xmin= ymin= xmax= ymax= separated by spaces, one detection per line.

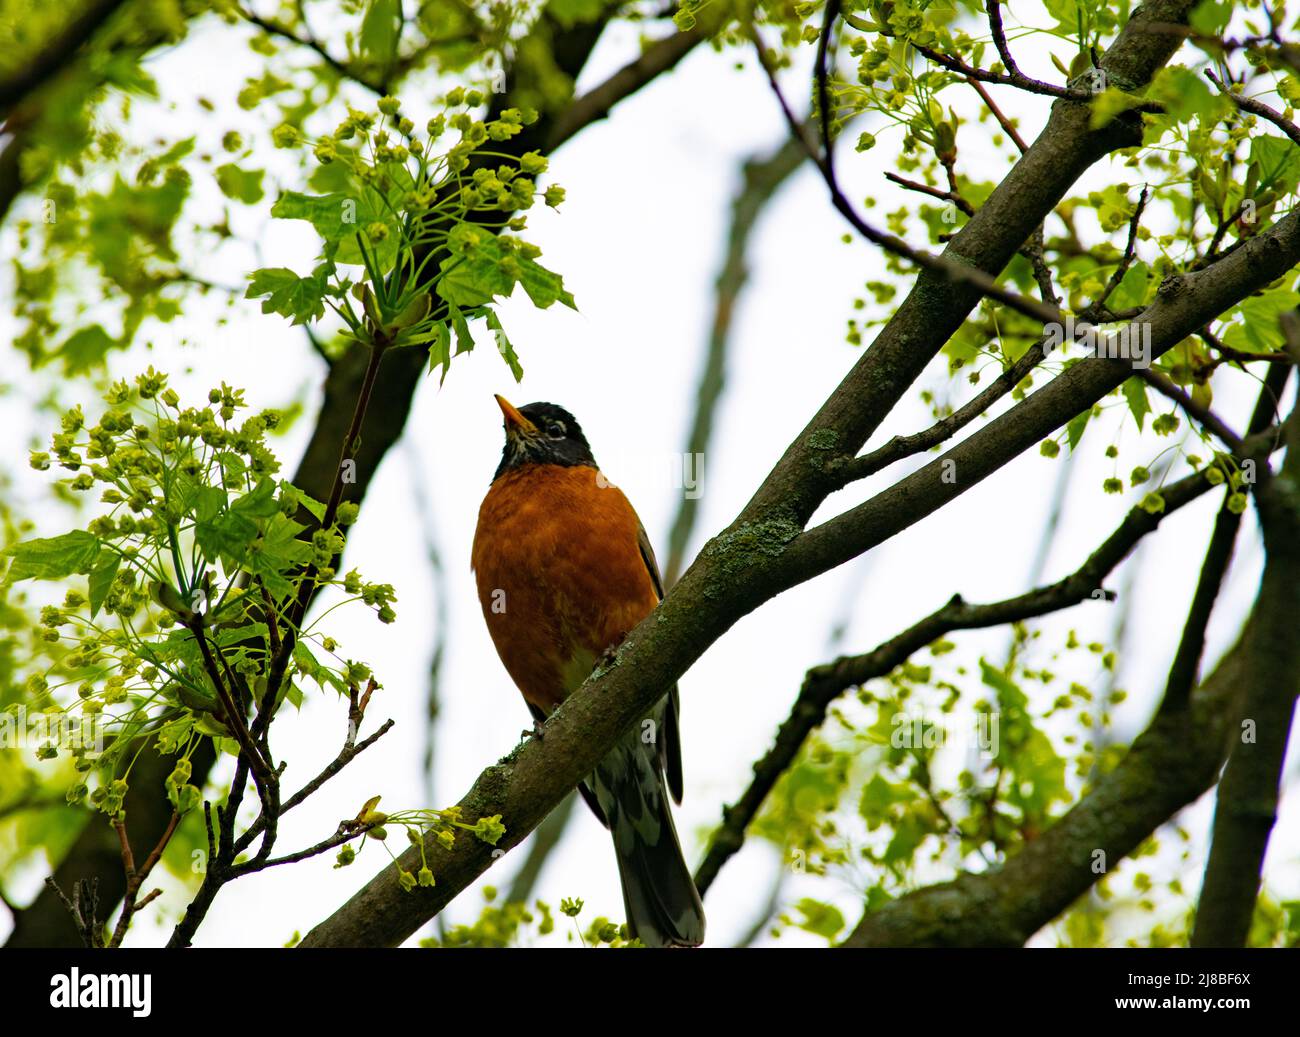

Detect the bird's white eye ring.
xmin=546 ymin=421 xmax=565 ymax=439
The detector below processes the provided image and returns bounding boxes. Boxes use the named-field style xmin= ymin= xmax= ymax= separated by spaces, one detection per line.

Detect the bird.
xmin=471 ymin=395 xmax=706 ymax=948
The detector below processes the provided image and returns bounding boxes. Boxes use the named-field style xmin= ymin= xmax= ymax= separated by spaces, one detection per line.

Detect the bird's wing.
xmin=635 ymin=518 xmax=684 ymax=804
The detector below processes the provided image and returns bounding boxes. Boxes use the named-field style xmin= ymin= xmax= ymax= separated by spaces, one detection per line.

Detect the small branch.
xmin=1153 ymin=497 xmax=1243 ymax=718
xmin=910 ymin=37 xmax=1161 ymax=114
xmin=1081 ymin=187 xmax=1150 ymax=322
xmin=548 ymin=25 xmax=707 ymax=149
xmin=235 ymin=717 xmax=394 ymax=855
xmin=1154 ymin=326 xmax=1286 ymax=723
xmin=45 ymin=876 xmax=103 ymax=949
xmin=259 ymin=341 xmax=389 ymax=739
xmin=1131 ymin=366 xmax=1244 ymax=453
xmin=883 ymin=171 xmax=975 ymax=215
xmin=830 ymin=336 xmax=1051 ymax=488
xmin=232 ymin=820 xmax=375 ymax=877
xmin=966 ymin=76 xmax=1028 ymax=153
xmin=108 ymin=811 xmax=181 ymax=948
xmin=239 ymin=6 xmax=386 ymax=94
xmin=1197 ymin=325 xmax=1297 ymax=370
xmin=986 ymin=2 xmax=1028 ymax=89
xmin=750 ymin=23 xmax=1064 ymax=327
xmin=1205 ymin=69 xmax=1300 ymax=147
xmin=695 ymin=466 xmax=1220 ymax=894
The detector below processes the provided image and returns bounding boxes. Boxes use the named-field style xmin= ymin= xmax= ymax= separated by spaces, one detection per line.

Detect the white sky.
xmin=2 ymin=4 xmax=1298 ymax=947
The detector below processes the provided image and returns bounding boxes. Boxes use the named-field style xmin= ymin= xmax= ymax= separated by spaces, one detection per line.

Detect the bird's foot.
xmin=521 ymin=718 xmax=546 ymax=742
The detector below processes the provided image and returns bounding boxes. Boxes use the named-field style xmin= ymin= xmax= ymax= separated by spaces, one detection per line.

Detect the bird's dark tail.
xmin=588 ymin=729 xmax=705 ymax=948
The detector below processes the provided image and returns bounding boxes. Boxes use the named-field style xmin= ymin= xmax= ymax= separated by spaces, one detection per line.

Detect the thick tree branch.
xmin=1192 ymin=373 xmax=1300 ymax=946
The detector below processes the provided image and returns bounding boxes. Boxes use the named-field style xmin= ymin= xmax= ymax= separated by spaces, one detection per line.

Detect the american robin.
xmin=471 ymin=395 xmax=705 ymax=948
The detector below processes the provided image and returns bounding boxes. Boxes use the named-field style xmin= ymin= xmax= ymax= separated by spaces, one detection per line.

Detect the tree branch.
xmin=664 ymin=133 xmax=807 ymax=585
xmin=0 ymin=0 xmax=126 ymax=116
xmin=1192 ymin=369 xmax=1300 ymax=946
xmin=548 ymin=24 xmax=708 ymax=149
xmin=695 ymin=465 xmax=1225 ymax=895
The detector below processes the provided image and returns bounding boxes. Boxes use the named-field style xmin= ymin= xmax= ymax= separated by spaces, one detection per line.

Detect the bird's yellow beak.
xmin=494 ymin=394 xmax=537 ymax=435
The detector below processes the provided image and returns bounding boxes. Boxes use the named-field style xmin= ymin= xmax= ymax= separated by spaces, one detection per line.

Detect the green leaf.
xmin=246 ymin=266 xmax=329 ymax=325
xmin=1122 ymin=377 xmax=1150 ymax=431
xmin=791 ymin=898 xmax=845 ymax=940
xmin=427 ymin=321 xmax=452 ymax=384
xmin=859 ymin=773 xmax=910 ymax=829
xmin=216 ymin=163 xmax=265 ymax=204
xmin=485 ymin=310 xmax=522 ymax=381
xmin=246 ymin=514 xmax=311 ymax=598
xmin=517 ymin=255 xmax=577 ymax=309
xmin=438 ymin=237 xmax=515 ymax=308
xmin=1089 ymin=87 xmax=1143 ymax=130
xmin=1249 ymin=134 xmax=1300 ymax=196
xmin=87 ymin=552 xmax=120 ymax=618
xmin=195 ymin=512 xmax=257 ymax=567
xmin=1221 ymin=290 xmax=1300 ymax=354
xmin=1107 ymin=261 xmax=1150 ymax=311
xmin=1065 ymin=407 xmax=1091 ymax=451
xmin=232 ymin=479 xmax=280 ymax=520
xmin=194 ymin=486 xmax=227 ymax=524
xmin=271 ymin=190 xmax=397 ymax=269
xmin=56 ymin=325 xmax=117 ymax=375
xmin=212 ymin=623 xmax=270 ymax=647
xmin=1148 ymin=67 xmax=1218 ymax=124
xmin=449 ymin=305 xmax=474 ymax=355
xmin=1042 ymin=0 xmax=1080 ymax=31
xmin=281 ymin=483 xmax=326 ymax=522
xmin=5 ymin=531 xmax=101 ymax=581
xmin=359 ymin=0 xmax=400 ymax=63
xmin=1189 ymin=0 xmax=1233 ymax=35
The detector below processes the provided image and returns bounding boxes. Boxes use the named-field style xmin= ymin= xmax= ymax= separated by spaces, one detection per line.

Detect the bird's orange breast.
xmin=471 ymin=464 xmax=660 ymax=713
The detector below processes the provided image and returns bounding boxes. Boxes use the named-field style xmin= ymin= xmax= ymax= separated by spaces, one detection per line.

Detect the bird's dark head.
xmin=492 ymin=396 xmax=596 ymax=479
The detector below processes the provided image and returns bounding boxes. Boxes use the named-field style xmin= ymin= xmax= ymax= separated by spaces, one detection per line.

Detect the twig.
xmin=1131 ymin=366 xmax=1245 ymax=453
xmin=1205 ymin=69 xmax=1300 ymax=147
xmin=883 ymin=170 xmax=975 ymax=215
xmin=829 ymin=336 xmax=1051 ymax=488
xmin=232 ymin=820 xmax=375 ymax=876
xmin=911 ymin=38 xmax=1160 ymax=113
xmin=108 ymin=811 xmax=181 ymax=947
xmin=965 ymin=76 xmax=1028 ymax=153
xmin=239 ymin=6 xmax=386 ymax=94
xmin=234 ymin=717 xmax=393 ymax=855
xmin=1081 ymin=187 xmax=1150 ymax=322
xmin=750 ymin=23 xmax=1064 ymax=327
